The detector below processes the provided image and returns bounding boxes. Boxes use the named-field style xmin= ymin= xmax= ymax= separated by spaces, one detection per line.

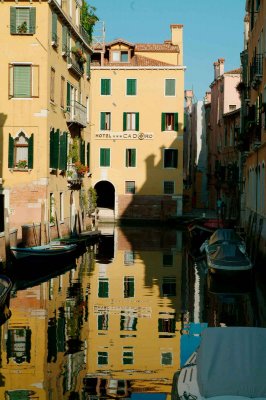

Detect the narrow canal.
xmin=1 ymin=225 xmax=266 ymax=399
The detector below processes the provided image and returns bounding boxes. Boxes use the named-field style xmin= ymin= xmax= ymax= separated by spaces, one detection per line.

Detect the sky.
xmin=91 ymin=0 xmax=245 ymax=101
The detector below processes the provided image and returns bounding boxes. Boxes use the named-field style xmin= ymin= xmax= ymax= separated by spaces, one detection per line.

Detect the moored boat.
xmin=0 ymin=274 xmax=12 ymax=308
xmin=10 ymin=243 xmax=77 ymax=262
xmin=206 ymin=242 xmax=252 ymax=274
xmin=200 ymin=228 xmax=246 ymax=254
xmin=174 ymin=327 xmax=266 ymax=400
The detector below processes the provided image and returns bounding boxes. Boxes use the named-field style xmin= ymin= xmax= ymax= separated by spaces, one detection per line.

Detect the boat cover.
xmin=210 ymin=244 xmax=251 ymax=267
xmin=208 ymin=229 xmax=243 ymax=246
xmin=197 ymin=327 xmax=266 ymax=397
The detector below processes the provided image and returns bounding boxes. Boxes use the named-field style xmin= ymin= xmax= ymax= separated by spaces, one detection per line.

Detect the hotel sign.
xmin=95 ymin=131 xmax=154 ymax=140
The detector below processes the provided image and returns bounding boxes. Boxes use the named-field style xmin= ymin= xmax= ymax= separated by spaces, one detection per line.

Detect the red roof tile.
xmin=103 ymin=54 xmax=175 ymax=67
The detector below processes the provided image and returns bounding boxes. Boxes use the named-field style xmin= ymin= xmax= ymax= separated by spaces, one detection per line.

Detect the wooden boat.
xmin=10 ymin=243 xmax=77 ymax=261
xmin=53 ymin=229 xmax=101 ymax=246
xmin=0 ymin=274 xmax=12 ymax=308
xmin=174 ymin=327 xmax=266 ymax=400
xmin=206 ymin=242 xmax=252 ymax=274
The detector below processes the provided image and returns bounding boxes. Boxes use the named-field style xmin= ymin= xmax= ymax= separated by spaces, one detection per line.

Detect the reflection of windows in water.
xmin=161 ymin=351 xmax=173 ymax=365
xmin=162 ymin=277 xmax=176 ymax=297
xmin=120 ymin=314 xmax=138 ymax=331
xmin=124 ymin=276 xmax=134 ymax=298
xmin=7 ymin=328 xmax=31 ymax=364
xmin=123 ymin=348 xmax=134 ymax=365
xmin=98 ymin=351 xmax=108 ymax=365
xmin=158 ymin=318 xmax=175 ymax=333
xmin=98 ymin=313 xmax=109 ymax=330
xmin=124 ymin=251 xmax=135 ymax=265
xmin=98 ymin=278 xmax=109 ymax=298
xmin=163 ymin=253 xmax=173 ymax=266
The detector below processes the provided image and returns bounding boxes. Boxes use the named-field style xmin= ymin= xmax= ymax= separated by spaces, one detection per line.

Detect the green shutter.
xmin=14 ymin=65 xmax=31 ymax=98
xmin=106 ymin=149 xmax=110 ymax=166
xmin=52 ymin=12 xmax=57 ymax=42
xmin=123 ymin=112 xmax=127 ymax=131
xmin=126 ymin=149 xmax=129 ymax=167
xmin=127 ymin=79 xmax=131 ymax=95
xmin=67 ymin=82 xmax=71 ymax=111
xmin=8 ymin=134 xmax=14 ymax=168
xmin=132 ymin=149 xmax=136 ymax=167
xmin=80 ymin=140 xmax=85 ymax=164
xmin=49 ymin=128 xmax=54 ymax=168
xmin=28 ymin=134 xmax=34 ymax=169
xmin=174 ymin=113 xmax=178 ymax=131
xmin=98 ymin=280 xmax=108 ymax=297
xmin=98 ymin=315 xmax=103 ymax=330
xmin=59 ymin=132 xmax=67 ymax=170
xmin=54 ymin=129 xmax=60 ymax=169
xmin=86 ymin=54 xmax=91 ymax=78
xmin=165 ymin=79 xmax=175 ymax=96
xmin=127 ymin=79 xmax=136 ymax=95
xmin=10 ymin=7 xmax=16 ymax=34
xmin=100 ymin=112 xmax=105 ymax=130
xmin=100 ymin=148 xmax=110 ymax=167
xmin=101 ymin=79 xmax=110 ymax=95
xmin=29 ymin=8 xmax=36 ymax=34
xmin=87 ymin=142 xmax=90 ymax=168
xmin=135 ymin=113 xmax=139 ymax=131
xmin=62 ymin=25 xmax=67 ymax=52
xmin=106 ymin=79 xmax=110 ymax=95
xmin=161 ymin=113 xmax=166 ymax=131
xmin=101 ymin=79 xmax=105 ymax=95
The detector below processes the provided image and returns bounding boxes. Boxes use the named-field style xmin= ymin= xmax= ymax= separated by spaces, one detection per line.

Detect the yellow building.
xmin=90 ymin=24 xmax=185 ymax=221
xmin=0 ymin=0 xmax=93 ymax=237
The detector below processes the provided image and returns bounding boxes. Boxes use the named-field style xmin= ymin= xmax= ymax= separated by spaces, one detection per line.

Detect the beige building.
xmin=0 ymin=0 xmax=93 ymax=237
xmin=90 ymin=24 xmax=185 ymax=221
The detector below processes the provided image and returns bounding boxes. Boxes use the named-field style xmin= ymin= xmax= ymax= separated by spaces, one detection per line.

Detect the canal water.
xmin=1 ymin=225 xmax=266 ymax=399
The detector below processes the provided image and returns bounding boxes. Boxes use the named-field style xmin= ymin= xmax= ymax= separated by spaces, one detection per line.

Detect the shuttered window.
xmin=123 ymin=112 xmax=139 ymax=131
xmin=100 ymin=112 xmax=111 ymax=130
xmin=10 ymin=7 xmax=36 ymax=35
xmin=8 ymin=132 xmax=34 ymax=169
xmin=124 ymin=276 xmax=134 ymax=298
xmin=62 ymin=25 xmax=70 ymax=54
xmin=51 ymin=12 xmax=58 ymax=44
xmin=86 ymin=54 xmax=91 ymax=79
xmin=165 ymin=79 xmax=176 ymax=96
xmin=100 ymin=148 xmax=110 ymax=167
xmin=87 ymin=143 xmax=90 ymax=168
xmin=49 ymin=128 xmax=60 ymax=169
xmin=98 ymin=278 xmax=109 ymax=298
xmin=164 ymin=149 xmax=178 ymax=168
xmin=59 ymin=132 xmax=68 ymax=171
xmin=125 ymin=148 xmax=136 ymax=167
xmin=126 ymin=79 xmax=137 ymax=95
xmin=9 ymin=64 xmax=39 ymax=98
xmin=80 ymin=140 xmax=85 ymax=165
xmin=161 ymin=112 xmax=178 ymax=131
xmin=101 ymin=79 xmax=111 ymax=95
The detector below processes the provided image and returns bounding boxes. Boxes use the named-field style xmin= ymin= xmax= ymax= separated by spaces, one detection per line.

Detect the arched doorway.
xmin=94 ymin=181 xmax=115 ymax=209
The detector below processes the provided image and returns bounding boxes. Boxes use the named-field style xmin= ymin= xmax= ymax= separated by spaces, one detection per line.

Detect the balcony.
xmin=67 ymin=54 xmax=84 ymax=77
xmin=79 ymin=25 xmax=91 ymax=46
xmin=250 ymin=54 xmax=263 ymax=88
xmin=66 ymin=100 xmax=87 ymax=127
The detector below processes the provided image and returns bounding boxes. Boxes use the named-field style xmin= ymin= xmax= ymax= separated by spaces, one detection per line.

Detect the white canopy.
xmin=197 ymin=327 xmax=266 ymax=398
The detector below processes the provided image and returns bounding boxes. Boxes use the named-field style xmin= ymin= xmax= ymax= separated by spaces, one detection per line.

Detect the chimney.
xmin=218 ymin=58 xmax=225 ymax=76
xmin=171 ymin=24 xmax=183 ymax=65
xmin=214 ymin=61 xmax=219 ymax=80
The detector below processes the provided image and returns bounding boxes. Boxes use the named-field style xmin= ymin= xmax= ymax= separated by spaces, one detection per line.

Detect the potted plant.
xmin=74 ymin=161 xmax=89 ymax=177
xmin=17 ymin=159 xmax=27 ymax=169
xmin=17 ymin=21 xmax=28 ymax=34
xmin=71 ymin=46 xmax=86 ymax=64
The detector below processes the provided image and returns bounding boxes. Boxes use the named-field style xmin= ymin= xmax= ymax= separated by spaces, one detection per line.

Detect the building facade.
xmin=90 ymin=25 xmax=185 ymax=221
xmin=0 ymin=0 xmax=93 ymax=238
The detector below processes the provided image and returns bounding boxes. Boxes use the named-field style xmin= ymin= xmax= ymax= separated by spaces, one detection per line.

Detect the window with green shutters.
xmin=165 ymin=79 xmax=176 ymax=96
xmin=100 ymin=112 xmax=111 ymax=130
xmin=100 ymin=148 xmax=110 ymax=167
xmin=124 ymin=276 xmax=134 ymax=298
xmin=164 ymin=149 xmax=178 ymax=168
xmin=9 ymin=64 xmax=39 ymax=98
xmin=86 ymin=54 xmax=91 ymax=79
xmin=98 ymin=314 xmax=108 ymax=330
xmin=101 ymin=79 xmax=111 ymax=95
xmin=98 ymin=278 xmax=109 ymax=298
xmin=49 ymin=128 xmax=60 ymax=169
xmin=120 ymin=314 xmax=138 ymax=331
xmin=158 ymin=318 xmax=175 ymax=333
xmin=62 ymin=25 xmax=70 ymax=54
xmin=161 ymin=112 xmax=178 ymax=131
xmin=123 ymin=112 xmax=139 ymax=131
xmin=98 ymin=351 xmax=108 ymax=365
xmin=161 ymin=352 xmax=173 ymax=365
xmin=8 ymin=132 xmax=34 ymax=169
xmin=87 ymin=142 xmax=90 ymax=168
xmin=10 ymin=7 xmax=36 ymax=35
xmin=162 ymin=276 xmax=176 ymax=297
xmin=80 ymin=140 xmax=85 ymax=165
xmin=51 ymin=12 xmax=58 ymax=46
xmin=59 ymin=132 xmax=68 ymax=171
xmin=66 ymin=82 xmax=71 ymax=112
xmin=125 ymin=148 xmax=136 ymax=167
xmin=123 ymin=350 xmax=134 ymax=365
xmin=126 ymin=79 xmax=137 ymax=95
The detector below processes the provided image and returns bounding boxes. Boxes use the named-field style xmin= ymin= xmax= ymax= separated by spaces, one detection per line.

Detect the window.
xmin=124 ymin=251 xmax=135 ymax=265
xmin=229 ymin=105 xmax=236 ymax=111
xmin=112 ymin=50 xmax=129 ymax=62
xmin=100 ymin=112 xmax=111 ymax=130
xmin=59 ymin=192 xmax=64 ymax=221
xmin=162 ymin=277 xmax=176 ymax=297
xmin=100 ymin=148 xmax=110 ymax=167
xmin=60 ymin=76 xmax=65 ymax=108
xmin=120 ymin=314 xmax=137 ymax=331
xmin=8 ymin=132 xmax=34 ymax=170
xmin=98 ymin=278 xmax=109 ymax=298
xmin=101 ymin=79 xmax=111 ymax=95
xmin=164 ymin=181 xmax=174 ymax=194
xmin=10 ymin=7 xmax=36 ymax=35
xmin=124 ymin=276 xmax=134 ymax=298
xmin=7 ymin=328 xmax=31 ymax=364
xmin=125 ymin=181 xmax=135 ymax=194
xmin=126 ymin=79 xmax=137 ymax=95
xmin=165 ymin=79 xmax=176 ymax=96
xmin=125 ymin=148 xmax=136 ymax=167
xmin=50 ymin=68 xmax=55 ymax=102
xmin=51 ymin=12 xmax=58 ymax=46
xmin=158 ymin=318 xmax=175 ymax=333
xmin=98 ymin=351 xmax=108 ymax=365
xmin=161 ymin=352 xmax=173 ymax=365
xmin=161 ymin=113 xmax=178 ymax=131
xmin=123 ymin=112 xmax=139 ymax=131
xmin=62 ymin=25 xmax=70 ymax=54
xmin=164 ymin=149 xmax=178 ymax=168
xmin=123 ymin=348 xmax=134 ymax=365
xmin=98 ymin=313 xmax=109 ymax=330
xmin=9 ymin=64 xmax=39 ymax=98
xmin=163 ymin=253 xmax=173 ymax=266
xmin=50 ymin=129 xmax=68 ymax=171
xmin=50 ymin=193 xmax=55 ymax=223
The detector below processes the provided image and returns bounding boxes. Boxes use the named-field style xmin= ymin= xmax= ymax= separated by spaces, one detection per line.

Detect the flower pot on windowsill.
xmin=16 ymin=160 xmax=28 ymax=169
xmin=17 ymin=21 xmax=28 ymax=34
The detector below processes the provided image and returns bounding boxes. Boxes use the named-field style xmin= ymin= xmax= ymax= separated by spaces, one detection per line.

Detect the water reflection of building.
xmin=84 ymin=227 xmax=183 ymax=399
xmin=0 ymin=251 xmax=92 ymax=398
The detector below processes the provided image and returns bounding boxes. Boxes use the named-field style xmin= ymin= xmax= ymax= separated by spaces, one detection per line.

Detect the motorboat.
xmin=206 ymin=242 xmax=252 ymax=274
xmin=200 ymin=228 xmax=246 ymax=254
xmin=173 ymin=327 xmax=266 ymax=400
xmin=10 ymin=243 xmax=77 ymax=262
